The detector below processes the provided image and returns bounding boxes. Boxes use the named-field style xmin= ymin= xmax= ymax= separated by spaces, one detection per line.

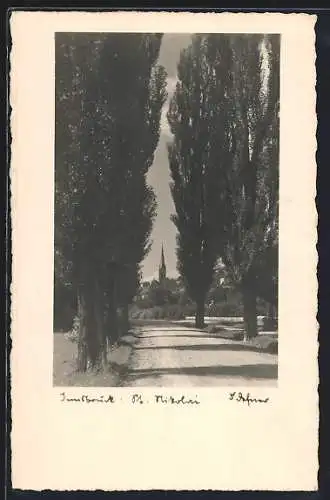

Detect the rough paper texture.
xmin=10 ymin=11 xmax=318 ymax=491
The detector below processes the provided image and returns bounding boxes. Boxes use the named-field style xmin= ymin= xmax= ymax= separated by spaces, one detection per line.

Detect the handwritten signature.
xmin=229 ymin=391 xmax=269 ymax=406
xmin=131 ymin=394 xmax=200 ymax=405
xmin=154 ymin=394 xmax=200 ymax=405
xmin=60 ymin=392 xmax=115 ymax=403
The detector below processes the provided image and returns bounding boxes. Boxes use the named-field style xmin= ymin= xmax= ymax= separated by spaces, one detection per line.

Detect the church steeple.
xmin=159 ymin=244 xmax=167 ymax=283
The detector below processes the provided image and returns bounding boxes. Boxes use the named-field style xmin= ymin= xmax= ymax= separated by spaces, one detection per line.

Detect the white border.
xmin=10 ymin=11 xmax=318 ymax=491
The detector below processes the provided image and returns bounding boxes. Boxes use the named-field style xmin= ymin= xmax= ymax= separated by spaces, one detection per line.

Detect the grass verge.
xmin=53 ymin=332 xmax=137 ymax=387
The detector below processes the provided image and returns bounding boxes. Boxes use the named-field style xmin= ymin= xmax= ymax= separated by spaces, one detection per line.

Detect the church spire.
xmin=159 ymin=244 xmax=167 ymax=283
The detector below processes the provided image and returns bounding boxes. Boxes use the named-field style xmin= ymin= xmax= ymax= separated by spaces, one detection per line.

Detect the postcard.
xmin=10 ymin=11 xmax=318 ymax=491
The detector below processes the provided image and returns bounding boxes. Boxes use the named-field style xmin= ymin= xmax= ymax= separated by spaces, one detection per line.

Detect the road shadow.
xmin=137 ymin=328 xmax=208 ymax=334
xmin=134 ymin=342 xmax=278 ymax=355
xmin=138 ymin=333 xmax=227 ymax=340
xmin=125 ymin=363 xmax=278 ymax=383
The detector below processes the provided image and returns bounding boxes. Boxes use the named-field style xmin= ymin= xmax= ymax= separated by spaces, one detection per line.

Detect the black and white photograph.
xmin=53 ymin=32 xmax=280 ymax=387
xmin=11 ymin=11 xmax=318 ymax=491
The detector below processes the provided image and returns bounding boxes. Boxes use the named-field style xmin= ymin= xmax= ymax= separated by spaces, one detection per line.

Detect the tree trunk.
xmin=104 ymin=305 xmax=112 ymax=345
xmin=121 ymin=303 xmax=130 ymax=335
xmin=94 ymin=280 xmax=107 ymax=370
xmin=106 ymin=304 xmax=118 ymax=345
xmin=109 ymin=293 xmax=119 ymax=343
xmin=105 ymin=275 xmax=119 ymax=345
xmin=77 ymin=289 xmax=88 ymax=372
xmin=268 ymin=302 xmax=274 ymax=320
xmin=243 ymin=288 xmax=257 ymax=341
xmin=110 ymin=272 xmax=118 ymax=343
xmin=105 ymin=304 xmax=118 ymax=345
xmin=85 ymin=292 xmax=98 ymax=370
xmin=265 ymin=302 xmax=277 ymax=331
xmin=195 ymin=298 xmax=205 ymax=329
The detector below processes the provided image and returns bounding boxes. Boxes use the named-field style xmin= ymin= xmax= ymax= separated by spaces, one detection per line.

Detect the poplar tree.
xmin=55 ymin=33 xmax=166 ymax=370
xmin=167 ymin=35 xmax=227 ymax=328
xmin=218 ymin=34 xmax=279 ymax=339
xmin=167 ymin=33 xmax=279 ymax=337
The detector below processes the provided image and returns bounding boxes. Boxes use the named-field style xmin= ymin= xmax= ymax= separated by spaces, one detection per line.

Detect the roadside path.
xmin=122 ymin=323 xmax=278 ymax=387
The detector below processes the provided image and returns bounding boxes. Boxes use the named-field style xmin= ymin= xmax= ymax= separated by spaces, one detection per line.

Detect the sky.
xmin=141 ymin=34 xmax=192 ymax=282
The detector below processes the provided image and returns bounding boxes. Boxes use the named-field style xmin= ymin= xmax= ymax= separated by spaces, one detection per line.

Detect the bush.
xmin=211 ymin=301 xmax=244 ymax=317
xmin=129 ymin=304 xmax=185 ymax=321
xmin=256 ymin=298 xmax=270 ymax=316
xmin=262 ymin=317 xmax=278 ymax=331
xmin=167 ymin=305 xmax=185 ymax=320
xmin=130 ymin=297 xmax=275 ymax=322
xmin=266 ymin=341 xmax=278 ymax=354
xmin=207 ymin=294 xmax=273 ymax=319
xmin=65 ymin=315 xmax=80 ymax=343
xmin=181 ymin=303 xmax=196 ymax=317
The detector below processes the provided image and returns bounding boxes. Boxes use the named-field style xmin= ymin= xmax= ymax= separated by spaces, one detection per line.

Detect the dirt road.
xmin=122 ymin=323 xmax=278 ymax=387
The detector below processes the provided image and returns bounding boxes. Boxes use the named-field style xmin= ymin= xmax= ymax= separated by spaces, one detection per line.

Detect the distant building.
xmin=158 ymin=244 xmax=167 ymax=284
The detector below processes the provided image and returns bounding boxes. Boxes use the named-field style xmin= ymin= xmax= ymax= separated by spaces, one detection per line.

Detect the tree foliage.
xmin=215 ymin=34 xmax=279 ymax=338
xmin=55 ymin=33 xmax=166 ymax=369
xmin=167 ymin=34 xmax=279 ymax=336
xmin=167 ymin=36 xmax=228 ymax=328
